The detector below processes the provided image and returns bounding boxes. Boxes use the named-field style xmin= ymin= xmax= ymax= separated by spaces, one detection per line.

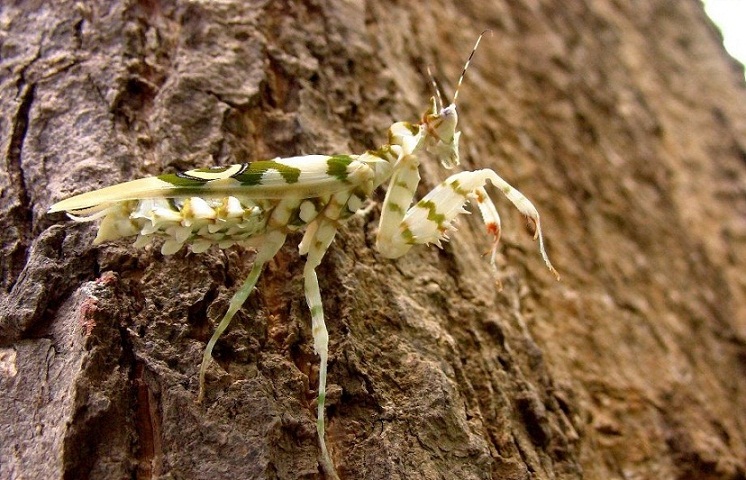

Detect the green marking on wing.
xmin=177 ymin=164 xmax=247 ymax=181
xmin=233 ymin=161 xmax=302 ymax=186
xmin=157 ymin=173 xmax=208 ymax=187
xmin=326 ymin=155 xmax=354 ymax=181
xmin=193 ymin=166 xmax=232 ymax=173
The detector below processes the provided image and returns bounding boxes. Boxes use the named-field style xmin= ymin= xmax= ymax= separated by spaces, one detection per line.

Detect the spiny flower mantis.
xmin=49 ymin=31 xmax=558 ymax=478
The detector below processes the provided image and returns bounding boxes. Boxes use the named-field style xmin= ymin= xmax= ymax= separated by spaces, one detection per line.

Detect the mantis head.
xmin=421 ymin=30 xmax=489 ymax=169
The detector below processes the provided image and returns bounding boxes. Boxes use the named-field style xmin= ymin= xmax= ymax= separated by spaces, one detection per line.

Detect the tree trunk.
xmin=2 ymin=0 xmax=745 ymax=478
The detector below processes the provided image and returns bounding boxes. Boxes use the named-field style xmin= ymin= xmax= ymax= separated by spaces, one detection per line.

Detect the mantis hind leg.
xmin=197 ymin=230 xmax=286 ymax=403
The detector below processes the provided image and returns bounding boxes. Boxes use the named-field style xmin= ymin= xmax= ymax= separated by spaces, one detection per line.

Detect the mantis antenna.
xmin=452 ymin=29 xmax=492 ymax=104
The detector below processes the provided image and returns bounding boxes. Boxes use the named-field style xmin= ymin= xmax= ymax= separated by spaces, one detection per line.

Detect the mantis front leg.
xmin=377 ymin=167 xmax=560 ymax=280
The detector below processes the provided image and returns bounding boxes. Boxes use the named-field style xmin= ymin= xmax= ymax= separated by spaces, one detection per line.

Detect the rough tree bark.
xmin=1 ymin=0 xmax=745 ymax=479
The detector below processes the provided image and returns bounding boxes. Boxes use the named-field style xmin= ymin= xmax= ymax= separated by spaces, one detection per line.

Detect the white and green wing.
xmin=49 ymin=154 xmax=372 ymax=214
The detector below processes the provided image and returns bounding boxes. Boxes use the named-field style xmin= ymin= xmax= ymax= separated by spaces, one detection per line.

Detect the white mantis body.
xmin=48 ymin=33 xmax=558 ymax=478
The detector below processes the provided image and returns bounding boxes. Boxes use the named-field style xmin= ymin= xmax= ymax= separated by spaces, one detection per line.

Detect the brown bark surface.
xmin=2 ymin=0 xmax=745 ymax=479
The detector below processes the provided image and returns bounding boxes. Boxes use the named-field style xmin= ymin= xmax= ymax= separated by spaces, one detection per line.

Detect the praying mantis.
xmin=48 ymin=31 xmax=558 ymax=478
